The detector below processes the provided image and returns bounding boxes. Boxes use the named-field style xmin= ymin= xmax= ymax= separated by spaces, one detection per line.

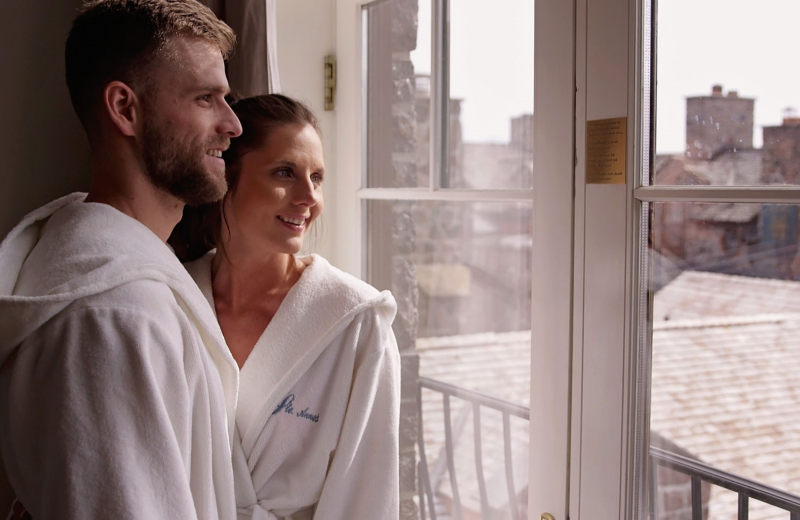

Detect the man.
xmin=0 ymin=1 xmax=242 ymax=518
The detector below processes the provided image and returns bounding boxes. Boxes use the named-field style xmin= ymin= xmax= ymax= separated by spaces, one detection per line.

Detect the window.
xmin=635 ymin=1 xmax=800 ymax=518
xmin=360 ymin=0 xmax=535 ymax=517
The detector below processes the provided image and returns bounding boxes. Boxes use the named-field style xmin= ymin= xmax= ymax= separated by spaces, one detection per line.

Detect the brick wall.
xmin=685 ymin=85 xmax=753 ymax=160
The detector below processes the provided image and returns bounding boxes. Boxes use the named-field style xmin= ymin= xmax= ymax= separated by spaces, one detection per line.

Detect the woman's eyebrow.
xmin=272 ymin=160 xmax=298 ymax=168
xmin=270 ymin=160 xmax=326 ymax=173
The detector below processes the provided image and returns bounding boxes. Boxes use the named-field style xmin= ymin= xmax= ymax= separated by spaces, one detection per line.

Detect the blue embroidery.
xmin=297 ymin=408 xmax=320 ymax=423
xmin=272 ymin=394 xmax=295 ymax=415
xmin=272 ymin=394 xmax=320 ymax=423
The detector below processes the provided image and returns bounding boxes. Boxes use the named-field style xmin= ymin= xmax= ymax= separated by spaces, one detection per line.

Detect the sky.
xmin=409 ymin=0 xmax=800 ymax=155
xmin=656 ymin=0 xmax=800 ymax=154
xmin=410 ymin=0 xmax=535 ymax=144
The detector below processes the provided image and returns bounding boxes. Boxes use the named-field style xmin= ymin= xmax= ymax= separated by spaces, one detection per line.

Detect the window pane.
xmin=653 ymin=0 xmax=800 ymax=186
xmin=366 ymin=199 xmax=532 ymax=518
xmin=647 ymin=201 xmax=800 ymax=518
xmin=363 ymin=0 xmax=431 ymax=188
xmin=447 ymin=0 xmax=534 ymax=189
xmin=367 ymin=199 xmax=532 ymax=339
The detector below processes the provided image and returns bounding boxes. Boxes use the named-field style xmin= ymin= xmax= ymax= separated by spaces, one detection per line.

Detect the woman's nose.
xmin=293 ymin=175 xmax=319 ymax=206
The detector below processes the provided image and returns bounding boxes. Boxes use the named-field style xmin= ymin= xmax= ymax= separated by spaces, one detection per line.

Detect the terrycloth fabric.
xmin=186 ymin=253 xmax=401 ymax=520
xmin=0 ymin=193 xmax=239 ymax=520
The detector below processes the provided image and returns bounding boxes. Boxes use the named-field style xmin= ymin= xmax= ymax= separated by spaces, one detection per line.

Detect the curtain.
xmin=199 ymin=0 xmax=281 ymax=97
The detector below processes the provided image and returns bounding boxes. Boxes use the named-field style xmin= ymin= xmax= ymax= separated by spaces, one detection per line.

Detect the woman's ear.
xmin=103 ymin=81 xmax=142 ymax=137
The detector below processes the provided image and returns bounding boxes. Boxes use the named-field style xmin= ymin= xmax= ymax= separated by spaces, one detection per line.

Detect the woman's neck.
xmin=211 ymin=248 xmax=303 ymax=310
xmin=211 ymin=247 xmax=306 ymax=368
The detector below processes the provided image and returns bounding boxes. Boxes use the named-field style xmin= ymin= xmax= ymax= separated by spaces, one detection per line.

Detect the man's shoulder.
xmin=64 ymin=279 xmax=187 ymax=330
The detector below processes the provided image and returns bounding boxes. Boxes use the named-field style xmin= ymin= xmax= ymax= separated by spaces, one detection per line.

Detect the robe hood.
xmin=0 ymin=193 xmax=238 ymax=435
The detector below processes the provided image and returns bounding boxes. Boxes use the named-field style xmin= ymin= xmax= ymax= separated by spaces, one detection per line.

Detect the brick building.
xmin=653 ymin=85 xmax=800 ymax=281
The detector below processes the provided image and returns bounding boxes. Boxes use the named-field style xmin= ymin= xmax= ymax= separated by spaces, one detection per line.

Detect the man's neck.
xmin=85 ymin=161 xmax=184 ymax=243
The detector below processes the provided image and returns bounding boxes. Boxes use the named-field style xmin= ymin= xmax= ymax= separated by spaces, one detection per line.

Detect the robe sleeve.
xmin=0 ymin=304 xmax=201 ymax=520
xmin=313 ymin=308 xmax=401 ymax=520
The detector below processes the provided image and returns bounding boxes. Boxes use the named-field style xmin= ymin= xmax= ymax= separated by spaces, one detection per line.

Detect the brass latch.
xmin=324 ymin=55 xmax=336 ymax=111
xmin=541 ymin=514 xmax=555 ymax=520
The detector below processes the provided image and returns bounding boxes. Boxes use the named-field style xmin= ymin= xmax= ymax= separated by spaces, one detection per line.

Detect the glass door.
xmin=638 ymin=1 xmax=800 ymax=518
xmin=335 ymin=0 xmax=575 ymax=518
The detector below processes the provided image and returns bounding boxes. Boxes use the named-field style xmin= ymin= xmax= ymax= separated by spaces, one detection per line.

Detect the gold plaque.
xmin=586 ymin=117 xmax=627 ymax=184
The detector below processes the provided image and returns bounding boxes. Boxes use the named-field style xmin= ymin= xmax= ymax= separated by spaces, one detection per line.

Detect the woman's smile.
xmin=277 ymin=214 xmax=309 ymax=231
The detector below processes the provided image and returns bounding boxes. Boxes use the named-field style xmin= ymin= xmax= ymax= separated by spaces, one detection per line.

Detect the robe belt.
xmin=238 ymin=503 xmax=316 ymax=520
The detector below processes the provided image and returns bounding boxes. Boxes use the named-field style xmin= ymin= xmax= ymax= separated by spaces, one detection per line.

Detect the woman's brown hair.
xmin=168 ymin=93 xmax=321 ymax=262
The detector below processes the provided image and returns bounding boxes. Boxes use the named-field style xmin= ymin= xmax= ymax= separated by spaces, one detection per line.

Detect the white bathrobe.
xmin=185 ymin=253 xmax=401 ymax=520
xmin=0 ymin=194 xmax=239 ymax=520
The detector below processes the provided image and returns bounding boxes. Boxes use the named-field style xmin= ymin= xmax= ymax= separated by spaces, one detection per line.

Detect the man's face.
xmin=137 ymin=35 xmax=242 ymax=206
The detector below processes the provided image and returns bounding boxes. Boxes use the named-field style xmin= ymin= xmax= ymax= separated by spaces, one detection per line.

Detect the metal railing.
xmin=417 ymin=376 xmax=529 ymax=520
xmin=650 ymin=446 xmax=800 ymax=520
xmin=417 ymin=377 xmax=800 ymax=520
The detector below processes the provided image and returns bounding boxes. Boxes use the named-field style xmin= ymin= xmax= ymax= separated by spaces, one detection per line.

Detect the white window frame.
xmin=575 ymin=1 xmax=800 ymax=519
xmin=334 ymin=0 xmax=575 ymax=518
xmin=335 ymin=0 xmax=800 ymax=517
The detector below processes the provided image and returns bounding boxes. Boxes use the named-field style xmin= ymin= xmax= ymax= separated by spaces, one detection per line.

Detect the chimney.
xmin=782 ymin=107 xmax=800 ymax=126
xmin=685 ymin=85 xmax=754 ymax=160
xmin=762 ymin=108 xmax=800 ymax=184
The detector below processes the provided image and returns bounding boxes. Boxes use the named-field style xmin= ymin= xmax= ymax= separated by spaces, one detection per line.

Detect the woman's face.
xmin=225 ymin=123 xmax=325 ymax=257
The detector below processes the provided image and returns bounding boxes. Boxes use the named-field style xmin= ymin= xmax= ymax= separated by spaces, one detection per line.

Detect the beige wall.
xmin=0 ymin=0 xmax=91 ymax=238
xmin=0 ymin=5 xmax=89 ymax=506
xmin=276 ymin=0 xmax=337 ymax=263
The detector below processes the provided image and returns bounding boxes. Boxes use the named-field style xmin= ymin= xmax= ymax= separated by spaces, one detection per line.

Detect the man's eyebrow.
xmin=186 ymin=85 xmax=230 ymax=96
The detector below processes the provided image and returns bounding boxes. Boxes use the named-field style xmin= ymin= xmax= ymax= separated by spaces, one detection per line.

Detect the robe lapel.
xmin=235 ymin=256 xmax=391 ymax=454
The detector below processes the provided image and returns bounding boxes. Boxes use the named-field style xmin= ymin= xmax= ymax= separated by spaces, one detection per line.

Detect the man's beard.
xmin=138 ymin=115 xmax=229 ymax=206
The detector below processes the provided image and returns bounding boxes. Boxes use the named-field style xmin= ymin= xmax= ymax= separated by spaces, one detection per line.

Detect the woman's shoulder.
xmin=181 ymin=250 xmax=215 ymax=305
xmin=301 ymin=254 xmax=397 ymax=316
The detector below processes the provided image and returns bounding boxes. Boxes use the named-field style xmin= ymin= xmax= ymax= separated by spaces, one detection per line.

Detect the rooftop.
xmin=655 ymin=149 xmax=762 ymax=186
xmin=417 ymin=270 xmax=800 ymax=519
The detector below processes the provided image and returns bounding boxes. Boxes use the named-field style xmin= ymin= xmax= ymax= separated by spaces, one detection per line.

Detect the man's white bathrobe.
xmin=0 ymin=194 xmax=239 ymax=520
xmin=186 ymin=253 xmax=401 ymax=520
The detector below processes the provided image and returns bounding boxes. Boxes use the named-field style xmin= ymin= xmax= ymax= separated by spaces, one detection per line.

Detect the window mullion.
xmin=634 ymin=186 xmax=800 ymax=204
xmin=430 ymin=0 xmax=449 ymax=190
xmin=357 ymin=187 xmax=534 ymax=202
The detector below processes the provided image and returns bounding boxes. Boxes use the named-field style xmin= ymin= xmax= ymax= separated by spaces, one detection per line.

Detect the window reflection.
xmin=649 ymin=202 xmax=800 ymax=519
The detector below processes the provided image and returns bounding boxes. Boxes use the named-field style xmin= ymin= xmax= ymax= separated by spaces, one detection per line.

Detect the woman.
xmin=170 ymin=94 xmax=400 ymax=520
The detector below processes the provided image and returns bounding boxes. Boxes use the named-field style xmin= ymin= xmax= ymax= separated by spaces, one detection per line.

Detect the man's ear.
xmin=103 ymin=81 xmax=142 ymax=137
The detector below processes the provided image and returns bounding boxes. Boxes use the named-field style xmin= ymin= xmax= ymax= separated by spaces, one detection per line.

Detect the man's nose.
xmin=218 ymin=102 xmax=242 ymax=137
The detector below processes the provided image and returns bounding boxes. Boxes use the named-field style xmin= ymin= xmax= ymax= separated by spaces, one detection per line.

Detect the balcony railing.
xmin=417 ymin=376 xmax=529 ymax=520
xmin=417 ymin=377 xmax=800 ymax=520
xmin=650 ymin=446 xmax=800 ymax=520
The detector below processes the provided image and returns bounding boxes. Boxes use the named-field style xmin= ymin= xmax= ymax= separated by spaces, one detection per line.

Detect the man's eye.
xmin=276 ymin=169 xmax=292 ymax=178
xmin=198 ymin=94 xmax=212 ymax=103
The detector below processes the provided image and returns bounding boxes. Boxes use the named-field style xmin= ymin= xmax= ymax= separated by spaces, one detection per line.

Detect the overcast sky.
xmin=656 ymin=0 xmax=800 ymax=154
xmin=410 ymin=0 xmax=534 ymax=144
xmin=410 ymin=0 xmax=800 ymax=154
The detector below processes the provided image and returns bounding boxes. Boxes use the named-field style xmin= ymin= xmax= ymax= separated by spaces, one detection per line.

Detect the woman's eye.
xmin=312 ymin=174 xmax=324 ymax=186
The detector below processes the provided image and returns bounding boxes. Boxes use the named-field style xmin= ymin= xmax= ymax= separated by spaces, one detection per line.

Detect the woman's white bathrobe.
xmin=0 ymin=194 xmax=239 ymax=520
xmin=186 ymin=253 xmax=401 ymax=520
